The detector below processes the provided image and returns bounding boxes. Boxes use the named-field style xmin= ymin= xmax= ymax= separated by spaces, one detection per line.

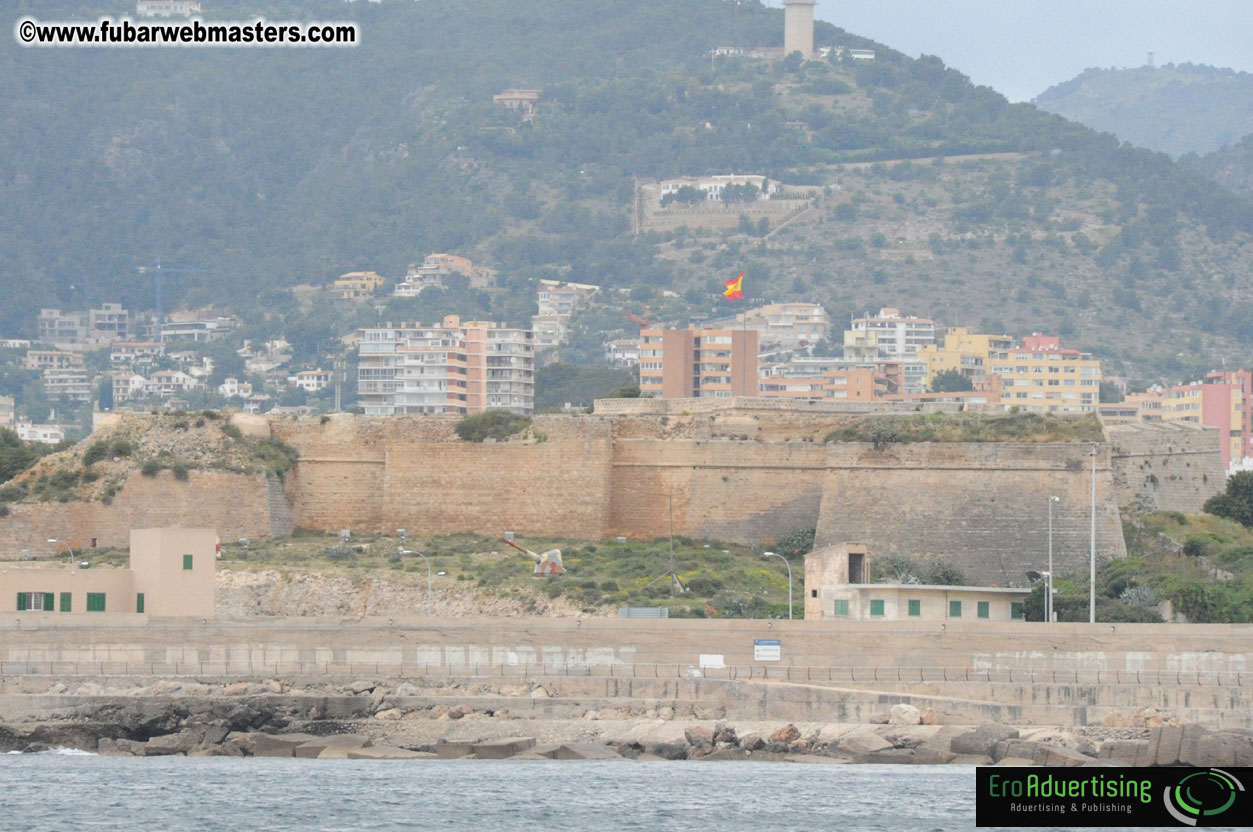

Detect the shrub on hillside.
xmin=454 ymin=410 xmax=532 ymax=443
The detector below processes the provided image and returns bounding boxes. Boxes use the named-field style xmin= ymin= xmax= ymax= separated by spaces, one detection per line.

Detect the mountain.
xmin=1033 ymin=64 xmax=1253 ymax=157
xmin=1184 ymin=133 xmax=1253 ymax=201
xmin=2 ymin=0 xmax=1253 ymax=383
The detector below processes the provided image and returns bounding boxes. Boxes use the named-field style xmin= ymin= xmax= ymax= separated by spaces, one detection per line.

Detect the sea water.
xmin=0 ymin=754 xmax=1185 ymax=831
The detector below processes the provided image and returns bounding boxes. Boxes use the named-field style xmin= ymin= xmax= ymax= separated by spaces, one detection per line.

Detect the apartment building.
xmin=657 ymin=174 xmax=778 ymax=203
xmin=705 ymin=302 xmax=829 ymax=350
xmin=288 ymin=369 xmax=331 ymax=393
xmin=37 ymin=304 xmax=128 ymax=347
xmin=639 ymin=328 xmax=759 ymax=399
xmin=990 ymin=334 xmax=1101 ymax=415
xmin=917 ymin=327 xmax=1014 ymax=388
xmin=23 ymin=350 xmax=84 ymax=372
xmin=333 ymin=271 xmax=385 ymax=300
xmin=604 ymin=338 xmax=641 ymax=367
xmin=110 ymin=342 xmax=164 ymax=367
xmin=393 ymin=253 xmax=477 ymax=297
xmin=1161 ymin=375 xmax=1246 ymax=469
xmin=358 ymin=315 xmax=534 ymax=415
xmin=846 ymin=308 xmax=936 ymax=358
xmin=0 ymin=395 xmax=14 ymax=427
xmin=43 ymin=367 xmax=91 ymax=401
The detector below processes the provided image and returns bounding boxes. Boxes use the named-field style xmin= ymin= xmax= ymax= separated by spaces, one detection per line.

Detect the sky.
xmin=801 ymin=0 xmax=1253 ymax=102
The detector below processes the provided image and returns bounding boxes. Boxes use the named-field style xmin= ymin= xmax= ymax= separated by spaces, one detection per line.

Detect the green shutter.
xmin=16 ymin=592 xmax=26 ymax=611
xmin=44 ymin=593 xmax=55 ymax=611
xmin=869 ymin=599 xmax=885 ymax=617
xmin=978 ymin=601 xmax=990 ymax=619
xmin=833 ymin=599 xmax=849 ymax=617
xmin=136 ymin=593 xmax=145 ymax=614
xmin=60 ymin=592 xmax=72 ymax=612
xmin=949 ymin=600 xmax=962 ymax=618
xmin=183 ymin=554 xmax=193 ymax=570
xmin=87 ymin=593 xmax=106 ymax=612
xmin=1011 ymin=602 xmax=1025 ymax=620
xmin=908 ymin=599 xmax=921 ymax=617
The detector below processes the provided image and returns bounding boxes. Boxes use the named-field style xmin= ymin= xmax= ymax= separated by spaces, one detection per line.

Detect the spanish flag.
xmin=723 ymin=271 xmax=744 ymax=300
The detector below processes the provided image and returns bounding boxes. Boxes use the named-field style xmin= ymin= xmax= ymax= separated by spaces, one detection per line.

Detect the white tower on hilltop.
xmin=784 ymin=0 xmax=817 ymax=60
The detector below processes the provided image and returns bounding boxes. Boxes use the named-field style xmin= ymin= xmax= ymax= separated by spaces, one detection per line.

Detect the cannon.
xmin=501 ymin=537 xmax=564 ymax=577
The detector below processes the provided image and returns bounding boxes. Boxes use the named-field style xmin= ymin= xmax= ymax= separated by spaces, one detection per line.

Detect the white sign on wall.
xmin=753 ymin=638 xmax=781 ymax=662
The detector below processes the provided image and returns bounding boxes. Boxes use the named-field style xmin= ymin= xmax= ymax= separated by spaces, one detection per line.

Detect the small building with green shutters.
xmin=1 ymin=527 xmax=216 ymax=619
xmin=804 ymin=542 xmax=1030 ymax=622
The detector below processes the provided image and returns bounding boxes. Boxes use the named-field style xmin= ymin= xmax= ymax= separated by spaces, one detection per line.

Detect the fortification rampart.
xmin=1108 ymin=422 xmax=1224 ymax=514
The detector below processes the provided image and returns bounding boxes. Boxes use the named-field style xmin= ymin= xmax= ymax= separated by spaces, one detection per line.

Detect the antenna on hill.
xmin=1147 ymin=51 xmax=1155 ymax=68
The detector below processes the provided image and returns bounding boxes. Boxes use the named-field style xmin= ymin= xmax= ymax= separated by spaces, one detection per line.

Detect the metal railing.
xmin=0 ymin=660 xmax=1247 ymax=688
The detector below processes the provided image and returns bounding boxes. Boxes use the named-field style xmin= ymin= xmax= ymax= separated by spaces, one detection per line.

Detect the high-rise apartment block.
xmin=846 ymin=308 xmax=936 ymax=359
xmin=639 ymin=328 xmax=759 ymax=399
xmin=358 ymin=315 xmax=534 ymax=415
xmin=989 ymin=334 xmax=1101 ymax=415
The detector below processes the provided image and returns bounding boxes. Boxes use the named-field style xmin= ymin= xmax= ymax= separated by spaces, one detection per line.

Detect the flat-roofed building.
xmin=333 ymin=271 xmax=385 ymax=300
xmin=846 ymin=307 xmax=936 ymax=358
xmin=639 ymin=327 xmax=758 ymax=399
xmin=993 ymin=333 xmax=1101 ymax=415
xmin=23 ymin=350 xmax=84 ymax=372
xmin=110 ymin=341 xmax=164 ymax=367
xmin=804 ymin=543 xmax=1029 ymax=622
xmin=0 ymin=527 xmax=217 ymax=618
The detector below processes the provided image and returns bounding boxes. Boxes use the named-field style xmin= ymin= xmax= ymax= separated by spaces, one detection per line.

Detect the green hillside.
xmin=1184 ymin=133 xmax=1253 ymax=201
xmin=3 ymin=1 xmax=1253 ymax=382
xmin=1033 ymin=64 xmax=1253 ymax=157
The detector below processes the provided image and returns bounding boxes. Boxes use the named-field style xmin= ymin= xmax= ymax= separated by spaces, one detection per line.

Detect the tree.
xmin=660 ymin=185 xmax=704 ymax=207
xmin=1099 ymin=381 xmax=1125 ymax=403
xmin=1204 ymin=471 xmax=1253 ymax=528
xmin=930 ymin=369 xmax=973 ymax=393
xmin=0 ymin=427 xmax=39 ymax=484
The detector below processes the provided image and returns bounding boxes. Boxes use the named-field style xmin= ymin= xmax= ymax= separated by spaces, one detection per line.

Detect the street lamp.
xmin=1047 ymin=496 xmax=1059 ymax=624
xmin=1088 ymin=442 xmax=1099 ymax=624
xmin=400 ymin=548 xmax=432 ymax=617
xmin=763 ymin=551 xmax=793 ymax=620
xmin=48 ymin=538 xmax=73 ymax=566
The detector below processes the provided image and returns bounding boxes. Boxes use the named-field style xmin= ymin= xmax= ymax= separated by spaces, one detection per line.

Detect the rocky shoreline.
xmin=3 ymin=676 xmax=1251 ymax=767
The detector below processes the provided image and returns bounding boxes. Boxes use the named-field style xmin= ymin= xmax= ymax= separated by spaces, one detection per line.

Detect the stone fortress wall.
xmin=1 ymin=400 xmax=1226 ymax=585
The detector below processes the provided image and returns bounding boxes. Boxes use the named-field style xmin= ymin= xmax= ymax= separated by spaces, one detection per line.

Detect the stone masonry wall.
xmin=1109 ymin=422 xmax=1225 ymax=514
xmin=815 ymin=442 xmax=1127 ymax=583
xmin=0 ymin=470 xmax=274 ymax=558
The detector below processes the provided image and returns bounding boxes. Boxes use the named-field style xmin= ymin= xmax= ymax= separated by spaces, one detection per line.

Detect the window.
xmin=978 ymin=601 xmax=990 ymax=619
xmin=833 ymin=599 xmax=849 ymax=617
xmin=16 ymin=592 xmax=54 ymax=611
xmin=949 ymin=600 xmax=962 ymax=618
xmin=87 ymin=593 xmax=106 ymax=612
xmin=810 ymin=589 xmax=817 ymax=598
xmin=869 ymin=599 xmax=885 ymax=617
xmin=183 ymin=554 xmax=194 ymax=570
xmin=60 ymin=592 xmax=72 ymax=612
xmin=136 ymin=593 xmax=145 ymax=614
xmin=1011 ymin=602 xmax=1025 ymax=620
xmin=908 ymin=599 xmax=921 ymax=617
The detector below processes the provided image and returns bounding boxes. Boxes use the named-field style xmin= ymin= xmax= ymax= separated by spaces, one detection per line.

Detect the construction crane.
xmin=134 ymin=260 xmax=220 ymax=343
xmin=500 ymin=537 xmax=564 ymax=577
xmin=623 ymin=308 xmax=650 ymax=328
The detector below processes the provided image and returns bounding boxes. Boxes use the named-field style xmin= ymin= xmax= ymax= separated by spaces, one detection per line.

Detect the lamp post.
xmin=763 ymin=551 xmax=793 ymax=620
xmin=1089 ymin=442 xmax=1099 ymax=624
xmin=48 ymin=538 xmax=73 ymax=566
xmin=1047 ymin=496 xmax=1059 ymax=624
xmin=400 ymin=548 xmax=432 ymax=617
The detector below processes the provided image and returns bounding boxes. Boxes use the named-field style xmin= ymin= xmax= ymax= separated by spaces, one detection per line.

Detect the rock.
xmin=148 ymin=680 xmax=184 ymax=696
xmin=295 ymin=735 xmax=372 ymax=759
xmin=262 ymin=679 xmax=283 ymax=694
xmin=684 ymin=726 xmax=715 ymax=748
xmin=650 ymin=742 xmax=689 ymax=761
xmin=693 ymin=747 xmax=749 ymax=761
xmin=473 ymin=737 xmax=537 ymax=759
xmin=250 ymin=732 xmax=322 ymax=758
xmin=991 ymin=739 xmax=1042 ymax=763
xmin=713 ymin=726 xmax=738 ymax=746
xmin=375 ymin=708 xmax=404 ymax=721
xmin=836 ymin=731 xmax=892 ymax=756
xmin=435 ymin=739 xmax=477 ymax=759
xmin=144 ymin=730 xmax=203 ymax=756
xmin=201 ymin=725 xmax=230 ymax=747
xmin=919 ymin=709 xmax=939 ymax=725
xmin=529 ymin=687 xmax=549 ymax=699
xmin=889 ymin=704 xmax=922 ymax=725
xmin=740 ymin=734 xmax=766 ymax=751
xmin=996 ymin=757 xmax=1037 ymax=766
xmin=951 ymin=754 xmax=994 ymax=766
xmin=1149 ymin=724 xmax=1185 ymax=766
xmin=222 ymin=682 xmax=251 ymax=697
xmin=951 ymin=725 xmax=1021 ymax=757
xmin=868 ymin=713 xmax=889 ymax=725
xmin=97 ymin=737 xmax=143 ymax=756
xmin=395 ymin=682 xmax=421 ymax=697
xmin=769 ymin=724 xmax=801 ymax=744
xmin=447 ymin=705 xmax=470 ymax=720
xmin=1035 ymin=745 xmax=1099 ymax=767
xmin=349 ymin=680 xmax=377 ymax=694
xmin=550 ymin=743 xmax=621 ymax=760
xmin=346 ymin=746 xmax=427 ymax=760
xmin=657 ymin=706 xmax=674 ymax=720
xmin=1097 ymin=739 xmax=1149 ymax=765
xmin=74 ymin=683 xmax=103 ymax=696
xmin=1182 ymin=731 xmax=1245 ymax=767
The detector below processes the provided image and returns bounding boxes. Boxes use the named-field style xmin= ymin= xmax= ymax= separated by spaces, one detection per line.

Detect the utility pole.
xmin=1089 ymin=442 xmax=1098 ymax=624
xmin=1047 ymin=495 xmax=1059 ymax=624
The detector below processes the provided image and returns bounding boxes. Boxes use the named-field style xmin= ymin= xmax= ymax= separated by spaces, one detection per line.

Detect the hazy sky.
xmin=802 ymin=0 xmax=1253 ymax=102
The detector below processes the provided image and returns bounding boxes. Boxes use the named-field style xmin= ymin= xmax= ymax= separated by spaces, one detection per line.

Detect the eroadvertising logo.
xmin=975 ymin=767 xmax=1251 ymax=827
